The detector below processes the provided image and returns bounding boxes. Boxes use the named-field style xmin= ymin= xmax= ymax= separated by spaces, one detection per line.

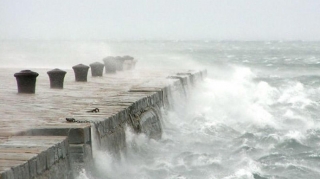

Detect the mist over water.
xmin=2 ymin=40 xmax=320 ymax=178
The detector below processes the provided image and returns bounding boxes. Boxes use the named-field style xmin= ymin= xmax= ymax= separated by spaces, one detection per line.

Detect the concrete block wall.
xmin=0 ymin=136 xmax=72 ymax=179
xmin=88 ymin=91 xmax=164 ymax=156
xmin=94 ymin=116 xmax=127 ymax=155
xmin=23 ymin=123 xmax=92 ymax=168
xmin=89 ymin=70 xmax=207 ymax=158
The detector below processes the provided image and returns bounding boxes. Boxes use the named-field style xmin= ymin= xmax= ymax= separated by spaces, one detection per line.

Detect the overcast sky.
xmin=0 ymin=0 xmax=320 ymax=41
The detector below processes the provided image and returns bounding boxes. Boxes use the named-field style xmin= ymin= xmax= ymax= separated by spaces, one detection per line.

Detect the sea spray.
xmin=78 ymin=61 xmax=320 ymax=178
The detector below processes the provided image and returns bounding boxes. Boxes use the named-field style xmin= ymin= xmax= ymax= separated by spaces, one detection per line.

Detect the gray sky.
xmin=0 ymin=0 xmax=320 ymax=41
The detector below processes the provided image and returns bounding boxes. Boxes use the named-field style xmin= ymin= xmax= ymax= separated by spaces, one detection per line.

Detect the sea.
xmin=1 ymin=40 xmax=320 ymax=179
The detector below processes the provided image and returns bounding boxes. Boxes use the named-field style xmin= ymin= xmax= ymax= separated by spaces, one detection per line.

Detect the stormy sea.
xmin=2 ymin=40 xmax=320 ymax=179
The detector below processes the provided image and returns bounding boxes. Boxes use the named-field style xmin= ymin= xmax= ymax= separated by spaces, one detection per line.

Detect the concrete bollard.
xmin=123 ymin=55 xmax=137 ymax=70
xmin=14 ymin=70 xmax=39 ymax=93
xmin=47 ymin=68 xmax=67 ymax=89
xmin=72 ymin=64 xmax=90 ymax=82
xmin=89 ymin=62 xmax=104 ymax=77
xmin=103 ymin=56 xmax=117 ymax=74
xmin=115 ymin=56 xmax=126 ymax=71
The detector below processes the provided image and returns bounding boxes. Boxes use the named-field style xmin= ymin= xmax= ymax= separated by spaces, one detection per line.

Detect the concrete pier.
xmin=0 ymin=68 xmax=206 ymax=178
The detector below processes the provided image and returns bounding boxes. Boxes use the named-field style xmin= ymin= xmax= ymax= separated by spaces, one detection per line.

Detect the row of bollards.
xmin=14 ymin=56 xmax=137 ymax=93
xmin=102 ymin=56 xmax=136 ymax=73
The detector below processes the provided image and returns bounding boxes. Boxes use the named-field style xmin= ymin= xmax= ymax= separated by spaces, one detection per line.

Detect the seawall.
xmin=0 ymin=68 xmax=206 ymax=179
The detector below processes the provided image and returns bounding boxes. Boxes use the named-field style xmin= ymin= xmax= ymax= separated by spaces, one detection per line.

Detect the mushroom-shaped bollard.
xmin=47 ymin=68 xmax=67 ymax=89
xmin=72 ymin=64 xmax=90 ymax=82
xmin=89 ymin=62 xmax=104 ymax=77
xmin=115 ymin=56 xmax=126 ymax=71
xmin=14 ymin=70 xmax=39 ymax=93
xmin=103 ymin=56 xmax=117 ymax=74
